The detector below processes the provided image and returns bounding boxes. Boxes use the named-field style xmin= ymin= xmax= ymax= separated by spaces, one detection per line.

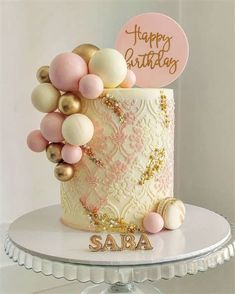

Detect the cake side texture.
xmin=61 ymin=88 xmax=174 ymax=232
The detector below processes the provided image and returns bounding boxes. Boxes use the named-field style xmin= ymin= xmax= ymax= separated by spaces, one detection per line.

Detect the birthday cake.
xmin=27 ymin=13 xmax=189 ymax=236
xmin=61 ymin=87 xmax=174 ymax=232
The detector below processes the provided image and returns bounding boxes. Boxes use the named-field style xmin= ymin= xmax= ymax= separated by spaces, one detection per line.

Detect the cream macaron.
xmin=156 ymin=198 xmax=185 ymax=230
xmin=155 ymin=197 xmax=174 ymax=216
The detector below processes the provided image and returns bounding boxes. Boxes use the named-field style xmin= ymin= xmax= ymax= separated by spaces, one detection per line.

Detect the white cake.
xmin=61 ymin=88 xmax=174 ymax=232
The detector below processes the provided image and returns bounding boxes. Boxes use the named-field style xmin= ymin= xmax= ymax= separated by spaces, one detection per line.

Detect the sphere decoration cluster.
xmin=27 ymin=43 xmax=136 ymax=181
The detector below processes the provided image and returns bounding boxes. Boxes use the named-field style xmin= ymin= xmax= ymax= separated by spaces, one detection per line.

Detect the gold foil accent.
xmin=138 ymin=148 xmax=165 ymax=185
xmin=81 ymin=201 xmax=141 ymax=233
xmin=160 ymin=91 xmax=170 ymax=128
xmin=99 ymin=93 xmax=126 ymax=123
xmin=81 ymin=145 xmax=104 ymax=167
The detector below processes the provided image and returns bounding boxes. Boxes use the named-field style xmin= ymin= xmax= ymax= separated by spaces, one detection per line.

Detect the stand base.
xmin=82 ymin=283 xmax=161 ymax=294
xmin=34 ymin=282 xmax=162 ymax=294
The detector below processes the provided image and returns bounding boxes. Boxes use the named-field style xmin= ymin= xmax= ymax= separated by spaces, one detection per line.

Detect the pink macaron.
xmin=143 ymin=212 xmax=164 ymax=234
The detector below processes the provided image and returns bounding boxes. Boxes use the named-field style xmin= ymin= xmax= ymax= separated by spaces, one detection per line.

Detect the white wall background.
xmin=178 ymin=0 xmax=235 ymax=221
xmin=0 ymin=1 xmax=234 ymax=293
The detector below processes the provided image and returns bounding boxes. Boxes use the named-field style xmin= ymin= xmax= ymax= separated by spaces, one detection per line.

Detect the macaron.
xmin=155 ymin=197 xmax=174 ymax=216
xmin=143 ymin=212 xmax=164 ymax=234
xmin=156 ymin=198 xmax=185 ymax=230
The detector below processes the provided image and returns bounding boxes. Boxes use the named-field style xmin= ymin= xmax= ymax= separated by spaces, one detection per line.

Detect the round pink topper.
xmin=115 ymin=13 xmax=189 ymax=88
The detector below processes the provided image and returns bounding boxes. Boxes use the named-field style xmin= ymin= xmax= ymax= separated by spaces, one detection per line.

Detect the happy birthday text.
xmin=125 ymin=24 xmax=179 ymax=74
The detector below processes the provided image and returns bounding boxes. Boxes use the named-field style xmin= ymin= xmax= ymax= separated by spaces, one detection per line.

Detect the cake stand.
xmin=4 ymin=204 xmax=235 ymax=294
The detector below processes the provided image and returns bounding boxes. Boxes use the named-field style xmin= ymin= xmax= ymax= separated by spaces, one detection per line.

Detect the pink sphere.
xmin=79 ymin=74 xmax=104 ymax=99
xmin=40 ymin=112 xmax=64 ymax=142
xmin=120 ymin=70 xmax=136 ymax=88
xmin=49 ymin=52 xmax=88 ymax=92
xmin=27 ymin=130 xmax=48 ymax=152
xmin=61 ymin=144 xmax=83 ymax=164
xmin=143 ymin=212 xmax=164 ymax=234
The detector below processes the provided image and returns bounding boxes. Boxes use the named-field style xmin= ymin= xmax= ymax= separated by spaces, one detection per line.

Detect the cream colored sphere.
xmin=89 ymin=48 xmax=127 ymax=88
xmin=31 ymin=83 xmax=60 ymax=113
xmin=62 ymin=113 xmax=94 ymax=146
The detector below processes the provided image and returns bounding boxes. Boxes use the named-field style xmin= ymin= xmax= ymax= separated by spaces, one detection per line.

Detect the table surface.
xmin=7 ymin=204 xmax=231 ymax=266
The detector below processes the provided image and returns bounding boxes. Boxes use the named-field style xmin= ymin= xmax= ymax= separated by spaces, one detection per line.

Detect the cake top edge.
xmin=104 ymin=88 xmax=173 ymax=91
xmin=103 ymin=88 xmax=174 ymax=95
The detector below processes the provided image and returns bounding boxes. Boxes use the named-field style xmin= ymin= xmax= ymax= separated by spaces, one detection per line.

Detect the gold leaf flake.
xmin=99 ymin=93 xmax=126 ymax=123
xmin=138 ymin=148 xmax=165 ymax=185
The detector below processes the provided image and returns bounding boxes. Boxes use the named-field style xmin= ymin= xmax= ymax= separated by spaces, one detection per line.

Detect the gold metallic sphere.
xmin=72 ymin=43 xmax=99 ymax=64
xmin=54 ymin=163 xmax=74 ymax=182
xmin=36 ymin=66 xmax=51 ymax=83
xmin=58 ymin=92 xmax=81 ymax=115
xmin=46 ymin=143 xmax=63 ymax=163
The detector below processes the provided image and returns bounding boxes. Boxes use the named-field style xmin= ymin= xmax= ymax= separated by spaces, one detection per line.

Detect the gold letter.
xmin=125 ymin=24 xmax=139 ymax=46
xmin=102 ymin=234 xmax=121 ymax=251
xmin=125 ymin=47 xmax=136 ymax=69
xmin=89 ymin=235 xmax=102 ymax=252
xmin=136 ymin=234 xmax=153 ymax=250
xmin=121 ymin=234 xmax=136 ymax=250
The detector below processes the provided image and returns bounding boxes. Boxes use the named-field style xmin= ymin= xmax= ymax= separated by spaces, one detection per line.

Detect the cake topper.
xmin=115 ymin=13 xmax=189 ymax=87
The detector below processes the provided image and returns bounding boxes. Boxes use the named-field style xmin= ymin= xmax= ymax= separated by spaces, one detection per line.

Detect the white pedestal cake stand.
xmin=4 ymin=204 xmax=235 ymax=294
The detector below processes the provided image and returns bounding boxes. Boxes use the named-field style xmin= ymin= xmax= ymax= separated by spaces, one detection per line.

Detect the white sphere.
xmin=31 ymin=83 xmax=60 ymax=113
xmin=89 ymin=48 xmax=127 ymax=88
xmin=62 ymin=114 xmax=94 ymax=146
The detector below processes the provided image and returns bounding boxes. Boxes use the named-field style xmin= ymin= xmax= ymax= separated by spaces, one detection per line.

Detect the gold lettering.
xmin=125 ymin=47 xmax=135 ymax=69
xmin=121 ymin=234 xmax=136 ymax=250
xmin=125 ymin=24 xmax=139 ymax=46
xmin=125 ymin=48 xmax=178 ymax=74
xmin=125 ymin=25 xmax=172 ymax=50
xmin=89 ymin=235 xmax=103 ymax=252
xmin=89 ymin=234 xmax=154 ymax=251
xmin=136 ymin=233 xmax=153 ymax=250
xmin=124 ymin=25 xmax=178 ymax=74
xmin=102 ymin=234 xmax=121 ymax=251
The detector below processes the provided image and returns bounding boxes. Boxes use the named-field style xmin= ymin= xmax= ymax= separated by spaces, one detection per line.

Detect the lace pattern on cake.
xmin=61 ymin=91 xmax=174 ymax=230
